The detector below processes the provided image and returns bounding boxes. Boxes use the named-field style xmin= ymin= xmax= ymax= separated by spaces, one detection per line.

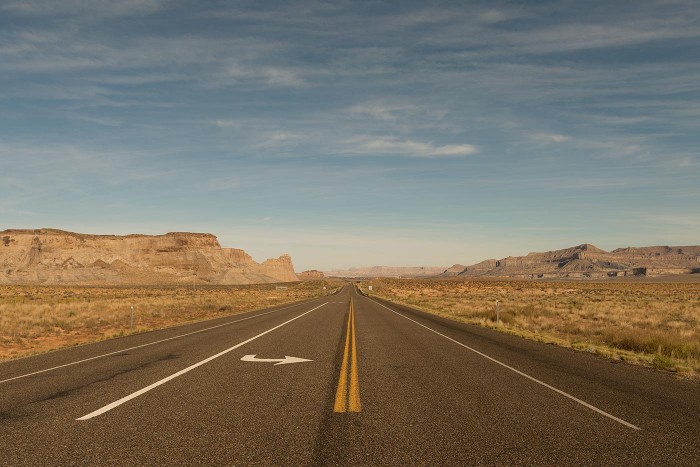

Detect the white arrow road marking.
xmin=240 ymin=355 xmax=313 ymax=365
xmin=77 ymin=302 xmax=327 ymax=420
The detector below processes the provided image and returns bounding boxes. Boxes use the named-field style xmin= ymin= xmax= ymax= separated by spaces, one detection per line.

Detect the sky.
xmin=1 ymin=0 xmax=699 ymax=271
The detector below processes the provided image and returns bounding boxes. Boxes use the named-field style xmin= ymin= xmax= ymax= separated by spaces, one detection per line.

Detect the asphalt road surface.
xmin=1 ymin=285 xmax=698 ymax=465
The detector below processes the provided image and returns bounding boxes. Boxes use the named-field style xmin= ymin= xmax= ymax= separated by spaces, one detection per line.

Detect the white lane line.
xmin=368 ymin=298 xmax=641 ymax=431
xmin=77 ymin=302 xmax=327 ymax=420
xmin=1 ymin=299 xmax=324 ymax=385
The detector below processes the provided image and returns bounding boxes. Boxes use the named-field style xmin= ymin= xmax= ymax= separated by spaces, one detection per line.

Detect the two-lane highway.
xmin=1 ymin=285 xmax=698 ymax=465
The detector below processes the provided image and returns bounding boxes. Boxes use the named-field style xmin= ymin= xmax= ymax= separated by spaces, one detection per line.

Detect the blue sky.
xmin=1 ymin=0 xmax=699 ymax=271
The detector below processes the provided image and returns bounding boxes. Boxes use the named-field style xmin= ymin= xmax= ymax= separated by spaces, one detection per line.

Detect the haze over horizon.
xmin=1 ymin=1 xmax=699 ymax=271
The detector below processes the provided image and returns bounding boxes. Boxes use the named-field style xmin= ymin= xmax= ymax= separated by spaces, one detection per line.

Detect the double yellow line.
xmin=333 ymin=299 xmax=361 ymax=412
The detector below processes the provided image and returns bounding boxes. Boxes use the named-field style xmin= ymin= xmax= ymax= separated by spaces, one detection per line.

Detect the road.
xmin=1 ymin=285 xmax=698 ymax=465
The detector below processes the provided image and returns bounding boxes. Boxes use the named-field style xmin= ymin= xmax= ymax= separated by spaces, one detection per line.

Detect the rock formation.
xmin=0 ymin=229 xmax=299 ymax=285
xmin=455 ymin=244 xmax=700 ymax=278
xmin=297 ymin=270 xmax=325 ymax=280
xmin=453 ymin=259 xmax=499 ymax=276
xmin=440 ymin=264 xmax=467 ymax=276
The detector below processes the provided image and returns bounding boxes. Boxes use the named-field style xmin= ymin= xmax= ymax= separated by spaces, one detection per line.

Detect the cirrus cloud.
xmin=348 ymin=137 xmax=479 ymax=157
xmin=530 ymin=133 xmax=571 ymax=143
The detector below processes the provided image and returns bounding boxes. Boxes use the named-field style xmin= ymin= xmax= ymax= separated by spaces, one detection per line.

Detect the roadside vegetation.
xmin=363 ymin=278 xmax=700 ymax=376
xmin=0 ymin=280 xmax=341 ymax=361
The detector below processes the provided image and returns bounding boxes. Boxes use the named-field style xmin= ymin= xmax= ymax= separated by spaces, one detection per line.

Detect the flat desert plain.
xmin=0 ymin=280 xmax=340 ymax=361
xmin=363 ymin=277 xmax=700 ymax=376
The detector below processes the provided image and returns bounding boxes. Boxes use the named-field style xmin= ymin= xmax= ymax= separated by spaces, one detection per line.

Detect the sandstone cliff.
xmin=456 ymin=244 xmax=700 ymax=278
xmin=0 ymin=229 xmax=299 ymax=285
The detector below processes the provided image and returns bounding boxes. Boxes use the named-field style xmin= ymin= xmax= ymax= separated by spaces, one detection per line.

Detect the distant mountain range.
xmin=325 ymin=244 xmax=700 ymax=279
xmin=443 ymin=244 xmax=700 ymax=278
xmin=324 ymin=266 xmax=446 ymax=278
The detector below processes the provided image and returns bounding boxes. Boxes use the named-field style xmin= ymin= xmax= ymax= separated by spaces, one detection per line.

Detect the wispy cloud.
xmin=348 ymin=104 xmax=408 ymax=121
xmin=225 ymin=64 xmax=307 ymax=87
xmin=1 ymin=0 xmax=169 ymax=18
xmin=213 ymin=119 xmax=244 ymax=129
xmin=476 ymin=10 xmax=510 ymax=24
xmin=255 ymin=131 xmax=306 ymax=147
xmin=530 ymin=133 xmax=571 ymax=143
xmin=509 ymin=20 xmax=700 ymax=54
xmin=0 ymin=144 xmax=181 ymax=187
xmin=572 ymin=138 xmax=649 ymax=159
xmin=261 ymin=68 xmax=307 ymax=87
xmin=348 ymin=137 xmax=478 ymax=157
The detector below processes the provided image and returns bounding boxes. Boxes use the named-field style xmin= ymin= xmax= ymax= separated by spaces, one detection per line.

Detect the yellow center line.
xmin=333 ymin=298 xmax=361 ymax=413
xmin=333 ymin=303 xmax=352 ymax=412
xmin=348 ymin=300 xmax=361 ymax=412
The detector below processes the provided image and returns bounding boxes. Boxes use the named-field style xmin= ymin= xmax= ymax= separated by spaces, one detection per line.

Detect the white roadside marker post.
xmin=495 ymin=300 xmax=500 ymax=324
xmin=130 ymin=305 xmax=134 ymax=331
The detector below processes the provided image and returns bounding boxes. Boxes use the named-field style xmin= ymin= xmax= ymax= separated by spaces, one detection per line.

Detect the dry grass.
xmin=364 ymin=278 xmax=700 ymax=376
xmin=0 ymin=280 xmax=342 ymax=361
